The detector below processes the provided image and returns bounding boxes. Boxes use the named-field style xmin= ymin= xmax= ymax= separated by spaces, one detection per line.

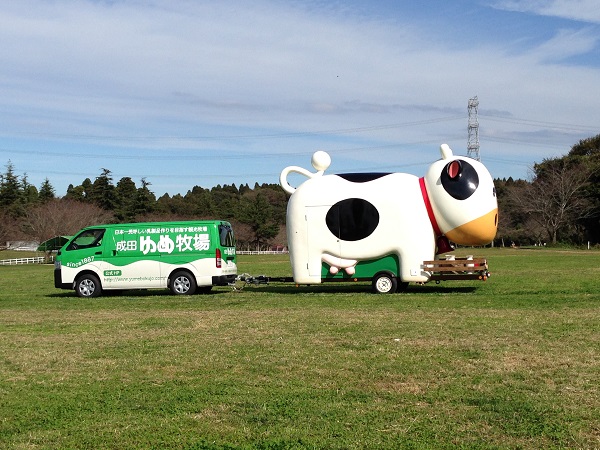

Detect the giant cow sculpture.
xmin=279 ymin=144 xmax=498 ymax=293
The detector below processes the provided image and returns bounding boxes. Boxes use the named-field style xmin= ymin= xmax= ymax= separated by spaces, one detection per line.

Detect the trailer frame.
xmin=233 ymin=256 xmax=490 ymax=291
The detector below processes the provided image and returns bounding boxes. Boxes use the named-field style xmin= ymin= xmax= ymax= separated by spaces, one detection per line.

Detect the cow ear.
xmin=440 ymin=144 xmax=453 ymax=160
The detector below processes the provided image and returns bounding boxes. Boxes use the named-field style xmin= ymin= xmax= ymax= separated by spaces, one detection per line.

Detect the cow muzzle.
xmin=444 ymin=208 xmax=498 ymax=245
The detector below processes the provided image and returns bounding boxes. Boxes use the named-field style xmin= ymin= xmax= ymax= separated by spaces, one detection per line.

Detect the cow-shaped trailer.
xmin=279 ymin=144 xmax=498 ymax=293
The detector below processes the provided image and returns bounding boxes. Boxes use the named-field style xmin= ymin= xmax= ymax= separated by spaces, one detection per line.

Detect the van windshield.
xmin=218 ymin=224 xmax=235 ymax=247
xmin=67 ymin=229 xmax=105 ymax=250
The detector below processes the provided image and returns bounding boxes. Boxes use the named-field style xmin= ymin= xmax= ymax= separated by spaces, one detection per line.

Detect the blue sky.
xmin=1 ymin=0 xmax=599 ymax=196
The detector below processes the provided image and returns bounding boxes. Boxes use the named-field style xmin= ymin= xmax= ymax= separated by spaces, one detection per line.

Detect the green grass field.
xmin=1 ymin=248 xmax=599 ymax=449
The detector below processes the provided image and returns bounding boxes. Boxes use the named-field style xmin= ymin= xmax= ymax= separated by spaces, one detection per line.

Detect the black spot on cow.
xmin=337 ymin=173 xmax=390 ymax=183
xmin=326 ymin=198 xmax=380 ymax=241
xmin=440 ymin=159 xmax=479 ymax=200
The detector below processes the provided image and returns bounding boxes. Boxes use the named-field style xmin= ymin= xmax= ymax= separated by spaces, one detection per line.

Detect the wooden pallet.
xmin=422 ymin=257 xmax=489 ymax=281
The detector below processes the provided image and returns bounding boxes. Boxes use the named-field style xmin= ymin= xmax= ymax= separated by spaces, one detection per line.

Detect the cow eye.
xmin=447 ymin=160 xmax=461 ymax=179
xmin=441 ymin=159 xmax=479 ymax=200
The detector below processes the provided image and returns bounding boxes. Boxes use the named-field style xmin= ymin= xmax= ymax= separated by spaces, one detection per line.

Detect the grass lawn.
xmin=0 ymin=248 xmax=599 ymax=449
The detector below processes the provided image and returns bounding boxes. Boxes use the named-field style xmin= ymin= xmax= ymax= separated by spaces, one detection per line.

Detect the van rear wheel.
xmin=170 ymin=271 xmax=196 ymax=295
xmin=75 ymin=274 xmax=102 ymax=298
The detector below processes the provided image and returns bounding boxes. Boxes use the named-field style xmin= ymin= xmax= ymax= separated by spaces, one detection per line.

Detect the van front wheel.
xmin=170 ymin=271 xmax=196 ymax=295
xmin=75 ymin=274 xmax=102 ymax=298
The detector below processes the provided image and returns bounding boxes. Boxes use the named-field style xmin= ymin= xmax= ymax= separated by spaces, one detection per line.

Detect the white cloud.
xmin=1 ymin=0 xmax=600 ymax=193
xmin=0 ymin=1 xmax=596 ymax=130
xmin=529 ymin=28 xmax=599 ymax=62
xmin=493 ymin=0 xmax=600 ymax=24
xmin=1 ymin=1 xmax=425 ymax=126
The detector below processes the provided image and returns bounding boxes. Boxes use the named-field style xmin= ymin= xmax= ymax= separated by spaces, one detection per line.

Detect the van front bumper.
xmin=54 ymin=269 xmax=71 ymax=290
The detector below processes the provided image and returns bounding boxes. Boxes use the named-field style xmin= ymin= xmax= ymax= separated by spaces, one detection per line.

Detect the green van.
xmin=54 ymin=221 xmax=237 ymax=298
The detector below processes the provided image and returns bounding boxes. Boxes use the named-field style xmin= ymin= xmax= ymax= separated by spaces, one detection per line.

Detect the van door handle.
xmin=95 ymin=251 xmax=102 ymax=255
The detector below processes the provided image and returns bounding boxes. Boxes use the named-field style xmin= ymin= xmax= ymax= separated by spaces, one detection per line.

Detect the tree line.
xmin=0 ymin=167 xmax=288 ymax=251
xmin=496 ymin=134 xmax=600 ymax=246
xmin=2 ymin=134 xmax=599 ymax=250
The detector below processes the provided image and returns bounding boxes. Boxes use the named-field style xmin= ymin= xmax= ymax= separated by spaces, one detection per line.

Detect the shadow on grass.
xmin=236 ymin=282 xmax=479 ymax=295
xmin=46 ymin=288 xmax=234 ymax=299
xmin=47 ymin=283 xmax=479 ymax=299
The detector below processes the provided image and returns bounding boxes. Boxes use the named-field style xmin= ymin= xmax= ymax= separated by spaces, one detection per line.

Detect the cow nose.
xmin=444 ymin=208 xmax=498 ymax=245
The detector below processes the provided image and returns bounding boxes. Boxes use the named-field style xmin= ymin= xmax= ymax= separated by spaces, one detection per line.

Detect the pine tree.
xmin=89 ymin=169 xmax=117 ymax=211
xmin=21 ymin=174 xmax=39 ymax=205
xmin=133 ymin=178 xmax=156 ymax=218
xmin=238 ymin=193 xmax=279 ymax=250
xmin=114 ymin=176 xmax=137 ymax=221
xmin=0 ymin=161 xmax=24 ymax=217
xmin=65 ymin=184 xmax=85 ymax=201
xmin=38 ymin=178 xmax=56 ymax=203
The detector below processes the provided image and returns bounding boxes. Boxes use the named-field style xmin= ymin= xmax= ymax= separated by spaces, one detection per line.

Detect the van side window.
xmin=67 ymin=229 xmax=105 ymax=250
xmin=219 ymin=224 xmax=236 ymax=247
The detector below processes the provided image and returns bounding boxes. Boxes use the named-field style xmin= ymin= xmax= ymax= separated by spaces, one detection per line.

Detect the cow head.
xmin=423 ymin=144 xmax=498 ymax=245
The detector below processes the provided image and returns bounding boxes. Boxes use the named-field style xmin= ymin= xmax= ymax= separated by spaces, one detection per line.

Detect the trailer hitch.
xmin=233 ymin=273 xmax=270 ymax=290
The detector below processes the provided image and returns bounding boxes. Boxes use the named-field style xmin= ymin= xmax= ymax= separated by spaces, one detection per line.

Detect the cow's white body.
xmin=286 ymin=172 xmax=434 ymax=283
xmin=280 ymin=145 xmax=498 ymax=286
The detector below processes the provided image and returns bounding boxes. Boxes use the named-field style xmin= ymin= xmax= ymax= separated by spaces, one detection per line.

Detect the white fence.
xmin=0 ymin=251 xmax=287 ymax=264
xmin=0 ymin=256 xmax=52 ymax=266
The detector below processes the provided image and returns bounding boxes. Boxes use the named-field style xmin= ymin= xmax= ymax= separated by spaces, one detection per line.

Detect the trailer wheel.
xmin=372 ymin=273 xmax=398 ymax=294
xmin=170 ymin=271 xmax=196 ymax=295
xmin=75 ymin=274 xmax=102 ymax=298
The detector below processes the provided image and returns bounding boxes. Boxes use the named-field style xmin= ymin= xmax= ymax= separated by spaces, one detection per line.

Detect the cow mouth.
xmin=445 ymin=209 xmax=498 ymax=245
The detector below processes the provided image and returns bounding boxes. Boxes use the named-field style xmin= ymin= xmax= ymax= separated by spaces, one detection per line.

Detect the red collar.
xmin=419 ymin=177 xmax=441 ymax=237
xmin=419 ymin=177 xmax=453 ymax=255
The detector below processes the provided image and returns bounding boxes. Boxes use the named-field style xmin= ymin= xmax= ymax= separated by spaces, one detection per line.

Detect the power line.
xmin=18 ymin=158 xmax=436 ymax=182
xmin=483 ymin=136 xmax=568 ymax=149
xmin=483 ymin=156 xmax=532 ymax=167
xmin=479 ymin=114 xmax=598 ymax=133
xmin=0 ymin=135 xmax=465 ymax=162
xmin=1 ymin=115 xmax=465 ymax=142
